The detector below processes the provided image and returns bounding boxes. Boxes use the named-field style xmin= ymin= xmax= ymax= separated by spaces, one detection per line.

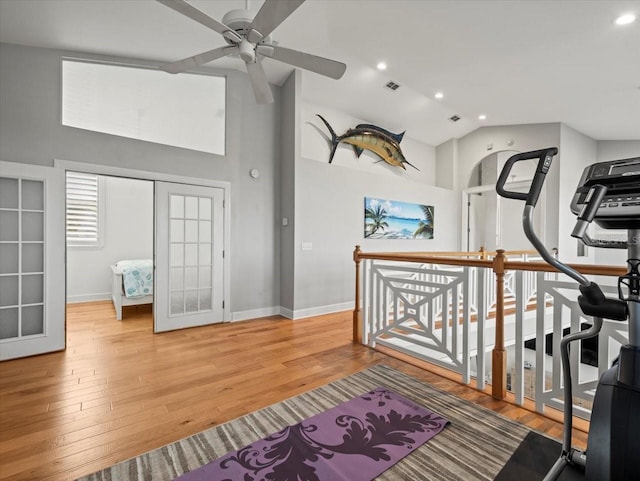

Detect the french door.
xmin=154 ymin=181 xmax=224 ymax=332
xmin=0 ymin=161 xmax=65 ymax=360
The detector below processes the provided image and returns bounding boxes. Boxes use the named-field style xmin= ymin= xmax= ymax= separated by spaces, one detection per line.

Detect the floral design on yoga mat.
xmin=215 ymin=388 xmax=448 ymax=481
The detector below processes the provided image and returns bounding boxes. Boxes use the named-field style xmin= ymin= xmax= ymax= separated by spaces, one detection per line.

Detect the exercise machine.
xmin=496 ymin=148 xmax=640 ymax=480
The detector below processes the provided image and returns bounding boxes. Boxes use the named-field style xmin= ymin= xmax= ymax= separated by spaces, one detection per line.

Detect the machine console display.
xmin=570 ymin=157 xmax=640 ymax=229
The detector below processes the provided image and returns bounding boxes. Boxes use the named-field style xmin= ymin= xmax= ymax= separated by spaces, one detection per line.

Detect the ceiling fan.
xmin=157 ymin=0 xmax=347 ymax=104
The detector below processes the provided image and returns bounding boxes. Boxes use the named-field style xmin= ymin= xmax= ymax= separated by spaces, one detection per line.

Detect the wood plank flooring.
xmin=0 ymin=301 xmax=586 ymax=481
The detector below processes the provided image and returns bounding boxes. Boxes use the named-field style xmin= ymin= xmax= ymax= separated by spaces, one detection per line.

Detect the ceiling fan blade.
xmin=245 ymin=57 xmax=274 ymax=104
xmin=160 ymin=46 xmax=237 ymax=74
xmin=249 ymin=0 xmax=305 ymax=40
xmin=268 ymin=45 xmax=346 ymax=79
xmin=157 ymin=0 xmax=242 ymax=43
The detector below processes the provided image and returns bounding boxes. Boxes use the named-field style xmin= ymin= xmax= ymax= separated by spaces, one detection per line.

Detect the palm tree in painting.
xmin=365 ymin=205 xmax=389 ymax=238
xmin=413 ymin=205 xmax=434 ymax=239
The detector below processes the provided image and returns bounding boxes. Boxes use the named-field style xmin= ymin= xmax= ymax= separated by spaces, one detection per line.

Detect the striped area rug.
xmin=76 ymin=365 xmax=532 ymax=481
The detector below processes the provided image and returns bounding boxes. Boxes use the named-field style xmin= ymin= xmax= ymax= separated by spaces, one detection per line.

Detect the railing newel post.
xmin=353 ymin=245 xmax=362 ymax=343
xmin=492 ymin=249 xmax=507 ymax=400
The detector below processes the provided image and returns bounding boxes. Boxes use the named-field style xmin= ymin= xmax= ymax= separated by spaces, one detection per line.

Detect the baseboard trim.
xmin=279 ymin=307 xmax=294 ymax=319
xmin=231 ymin=302 xmax=353 ymax=322
xmin=289 ymin=302 xmax=353 ymax=320
xmin=231 ymin=306 xmax=281 ymax=322
xmin=67 ymin=293 xmax=111 ymax=304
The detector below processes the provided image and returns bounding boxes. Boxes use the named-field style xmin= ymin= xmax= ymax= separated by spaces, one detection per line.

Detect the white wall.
xmin=293 ymin=157 xmax=458 ymax=315
xmin=302 ymin=103 xmax=436 ymax=184
xmin=67 ymin=176 xmax=153 ymax=302
xmin=291 ymin=101 xmax=457 ymax=316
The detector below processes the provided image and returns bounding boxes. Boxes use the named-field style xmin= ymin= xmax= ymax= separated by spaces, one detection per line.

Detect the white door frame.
xmin=461 ymin=180 xmax=545 ymax=252
xmin=54 ymin=159 xmax=231 ymax=322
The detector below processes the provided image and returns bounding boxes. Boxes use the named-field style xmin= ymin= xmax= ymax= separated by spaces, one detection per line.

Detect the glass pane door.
xmin=154 ymin=182 xmax=224 ymax=332
xmin=0 ymin=162 xmax=65 ymax=360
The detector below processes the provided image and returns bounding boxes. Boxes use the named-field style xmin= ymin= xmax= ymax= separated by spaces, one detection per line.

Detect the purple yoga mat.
xmin=175 ymin=387 xmax=449 ymax=481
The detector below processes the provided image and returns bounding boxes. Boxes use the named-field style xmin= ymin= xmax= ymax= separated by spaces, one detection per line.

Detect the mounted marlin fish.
xmin=316 ymin=115 xmax=418 ymax=170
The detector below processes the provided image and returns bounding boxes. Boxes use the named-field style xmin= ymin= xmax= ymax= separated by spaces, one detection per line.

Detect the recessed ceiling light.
xmin=615 ymin=13 xmax=636 ymax=25
xmin=434 ymin=92 xmax=444 ymax=99
xmin=376 ymin=62 xmax=387 ymax=71
xmin=478 ymin=114 xmax=487 ymax=120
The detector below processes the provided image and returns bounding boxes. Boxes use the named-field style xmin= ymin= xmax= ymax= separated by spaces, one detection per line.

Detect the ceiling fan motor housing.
xmin=221 ymin=9 xmax=272 ymax=46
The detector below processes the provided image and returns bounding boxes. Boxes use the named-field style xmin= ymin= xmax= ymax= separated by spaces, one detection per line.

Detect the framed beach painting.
xmin=364 ymin=197 xmax=434 ymax=239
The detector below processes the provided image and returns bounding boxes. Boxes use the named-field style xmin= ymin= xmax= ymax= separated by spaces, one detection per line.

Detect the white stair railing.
xmin=363 ymin=259 xmax=493 ymax=389
xmin=510 ymin=271 xmax=627 ymax=418
xmin=359 ymin=251 xmax=627 ymax=419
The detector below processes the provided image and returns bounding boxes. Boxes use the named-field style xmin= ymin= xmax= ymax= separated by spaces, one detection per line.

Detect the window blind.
xmin=66 ymin=172 xmax=100 ymax=246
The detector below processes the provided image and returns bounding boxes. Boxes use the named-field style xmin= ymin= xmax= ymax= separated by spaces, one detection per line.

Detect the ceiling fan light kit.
xmin=158 ymin=0 xmax=346 ymax=104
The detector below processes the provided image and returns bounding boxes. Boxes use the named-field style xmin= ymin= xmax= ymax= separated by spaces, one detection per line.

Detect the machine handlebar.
xmin=496 ymin=147 xmax=558 ymax=207
xmin=497 ymin=147 xmax=590 ymax=287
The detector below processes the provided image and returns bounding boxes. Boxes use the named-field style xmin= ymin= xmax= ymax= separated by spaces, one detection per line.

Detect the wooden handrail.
xmin=356 ymin=253 xmax=494 ymax=267
xmin=504 ymin=260 xmax=626 ymax=276
xmin=353 ymin=246 xmax=626 ymax=402
xmin=499 ymin=249 xmax=542 ymax=256
xmin=357 ymin=250 xmax=487 ymax=258
xmin=354 ymin=248 xmax=539 ymax=259
xmin=354 ymin=249 xmax=625 ymax=277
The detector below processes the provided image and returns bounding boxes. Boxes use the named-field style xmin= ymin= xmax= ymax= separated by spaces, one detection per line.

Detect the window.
xmin=61 ymin=59 xmax=226 ymax=155
xmin=66 ymin=172 xmax=104 ymax=247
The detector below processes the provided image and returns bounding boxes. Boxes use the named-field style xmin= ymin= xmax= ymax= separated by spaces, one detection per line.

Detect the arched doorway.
xmin=462 ymin=150 xmax=544 ymax=252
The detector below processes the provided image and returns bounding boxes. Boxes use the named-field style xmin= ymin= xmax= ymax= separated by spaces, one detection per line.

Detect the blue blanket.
xmin=116 ymin=259 xmax=153 ymax=298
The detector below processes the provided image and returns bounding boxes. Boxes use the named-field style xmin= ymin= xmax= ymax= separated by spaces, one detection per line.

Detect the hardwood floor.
xmin=0 ymin=301 xmax=586 ymax=481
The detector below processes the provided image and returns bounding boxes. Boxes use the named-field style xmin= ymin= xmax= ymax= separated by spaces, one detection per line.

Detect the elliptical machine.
xmin=496 ymin=148 xmax=640 ymax=481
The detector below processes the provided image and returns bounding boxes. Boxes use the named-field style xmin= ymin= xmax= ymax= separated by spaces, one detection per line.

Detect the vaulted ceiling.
xmin=1 ymin=0 xmax=639 ymax=146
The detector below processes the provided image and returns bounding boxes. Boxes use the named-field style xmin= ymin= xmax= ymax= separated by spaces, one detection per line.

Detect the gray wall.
xmin=435 ymin=139 xmax=457 ymax=190
xmin=480 ymin=153 xmax=499 ymax=251
xmin=279 ymin=70 xmax=299 ymax=314
xmin=0 ymin=42 xmax=458 ymax=321
xmin=5 ymin=43 xmax=635 ymax=320
xmin=597 ymin=140 xmax=640 ymax=162
xmin=0 ymin=43 xmax=281 ymax=316
xmin=557 ymin=124 xmax=597 ymax=263
xmin=453 ymin=123 xmax=562 ymax=250
xmin=594 ymin=140 xmax=640 ymax=267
